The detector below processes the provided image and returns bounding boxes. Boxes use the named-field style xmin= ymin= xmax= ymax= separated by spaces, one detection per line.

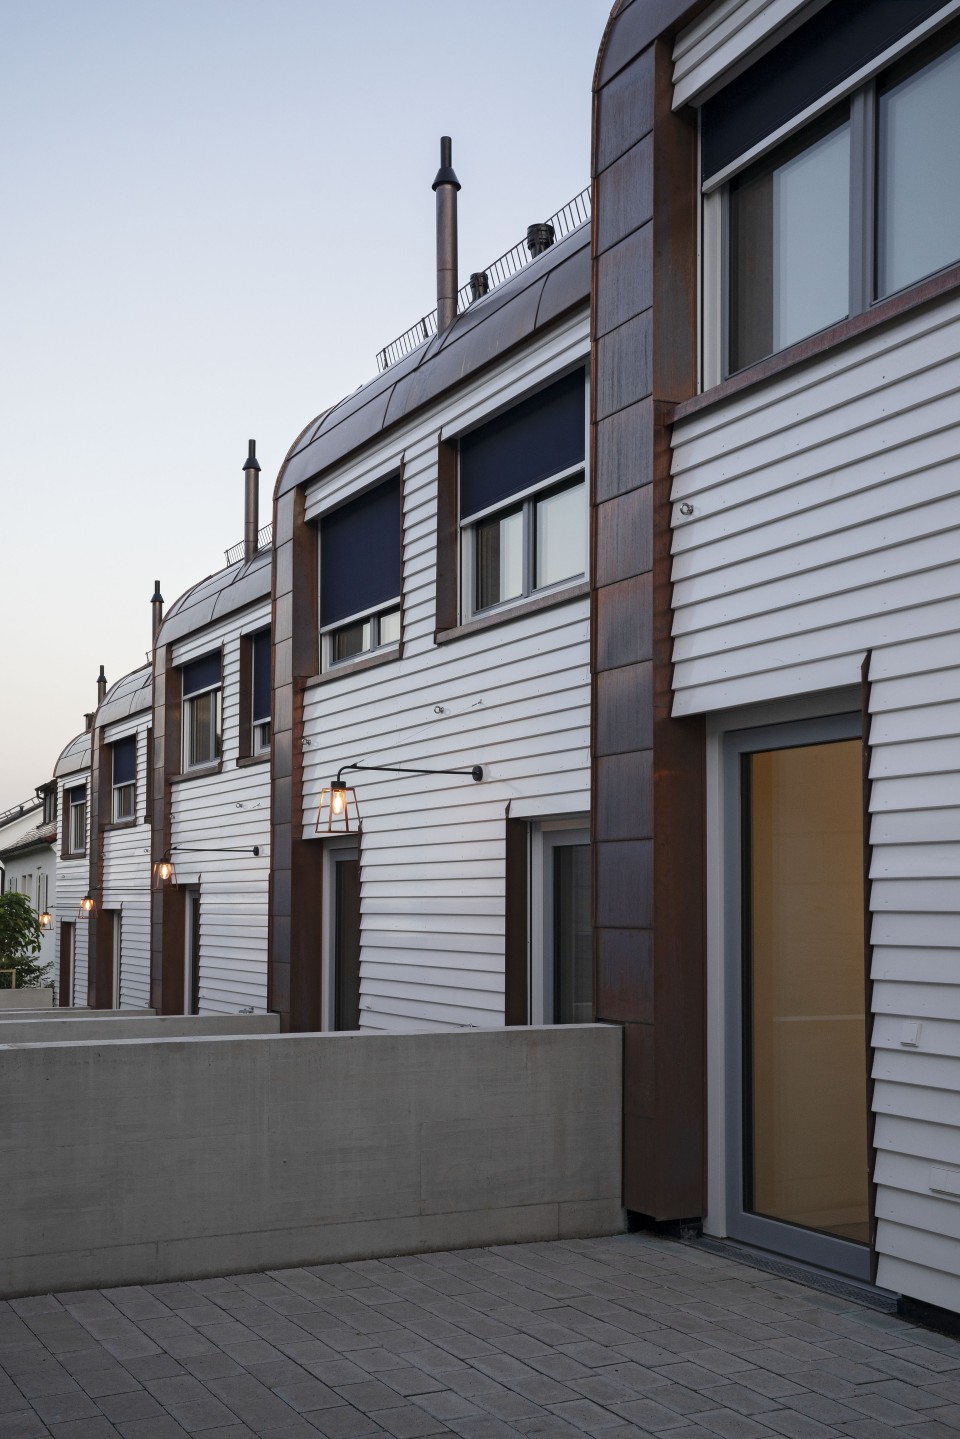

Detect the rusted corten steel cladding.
xmin=592 ymin=0 xmax=710 ymax=1221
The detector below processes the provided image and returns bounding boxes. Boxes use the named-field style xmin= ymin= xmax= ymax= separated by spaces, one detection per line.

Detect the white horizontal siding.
xmin=867 ymin=635 xmax=960 ymax=1313
xmin=102 ymin=717 xmax=152 ymax=1007
xmin=671 ymin=294 xmax=960 ymax=715
xmin=171 ymin=601 xmax=271 ymax=1014
xmin=303 ymin=312 xmax=591 ymax=1034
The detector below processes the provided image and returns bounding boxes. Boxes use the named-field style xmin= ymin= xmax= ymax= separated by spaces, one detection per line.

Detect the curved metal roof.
xmin=276 ymin=221 xmax=591 ymax=498
xmin=155 ymin=545 xmax=272 ymax=649
xmin=96 ymin=664 xmax=153 ymax=730
xmin=54 ymin=730 xmax=91 ymax=780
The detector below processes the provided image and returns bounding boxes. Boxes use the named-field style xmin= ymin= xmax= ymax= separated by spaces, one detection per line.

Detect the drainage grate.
xmin=683 ymin=1234 xmax=898 ymax=1313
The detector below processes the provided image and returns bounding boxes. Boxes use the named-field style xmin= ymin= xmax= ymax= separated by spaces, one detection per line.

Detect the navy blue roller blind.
xmin=112 ymin=737 xmax=136 ymax=785
xmin=182 ymin=652 xmax=221 ymax=696
xmin=702 ymin=0 xmax=947 ymax=180
xmin=320 ymin=476 xmax=401 ymax=627
xmin=252 ymin=629 xmax=270 ymax=723
xmin=459 ymin=369 xmax=585 ymax=522
xmin=66 ymin=784 xmax=86 ymax=805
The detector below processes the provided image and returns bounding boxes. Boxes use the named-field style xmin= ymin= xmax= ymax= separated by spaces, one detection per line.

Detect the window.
xmin=251 ymin=628 xmax=271 ymax=753
xmin=459 ymin=369 xmax=587 ymax=618
xmin=40 ymin=786 xmax=57 ymax=825
xmin=111 ymin=736 xmax=136 ymax=822
xmin=705 ymin=8 xmax=960 ymax=378
xmin=320 ymin=477 xmax=401 ymax=668
xmin=181 ymin=653 xmax=221 ymax=769
xmin=65 ymin=785 xmax=86 ymax=856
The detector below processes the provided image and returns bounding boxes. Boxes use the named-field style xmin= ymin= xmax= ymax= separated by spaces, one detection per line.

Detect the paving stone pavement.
xmin=2 ymin=1234 xmax=959 ymax=1439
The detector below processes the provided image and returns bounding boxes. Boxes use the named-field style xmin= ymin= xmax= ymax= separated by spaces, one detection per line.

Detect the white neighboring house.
xmin=53 ymin=730 xmax=92 ymax=1005
xmin=0 ymin=792 xmax=57 ymax=991
xmin=91 ymin=665 xmax=154 ymax=1008
xmin=152 ymin=544 xmax=272 ymax=1014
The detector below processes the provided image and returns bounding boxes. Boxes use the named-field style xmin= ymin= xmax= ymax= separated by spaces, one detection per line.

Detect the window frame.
xmin=317 ymin=474 xmax=403 ymax=674
xmin=702 ymin=14 xmax=960 ymax=387
xmin=65 ymin=785 xmax=87 ymax=857
xmin=110 ymin=735 xmax=137 ymax=825
xmin=180 ymin=654 xmax=222 ymax=773
xmin=460 ymin=465 xmax=587 ymax=622
xmin=455 ymin=368 xmax=590 ymax=626
xmin=320 ymin=601 xmax=402 ymax=672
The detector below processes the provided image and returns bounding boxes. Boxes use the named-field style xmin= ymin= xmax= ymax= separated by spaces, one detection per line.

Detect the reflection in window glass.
xmin=476 ymin=507 xmax=523 ymax=611
xmin=729 ymin=117 xmax=850 ymax=372
xmin=746 ymin=740 xmax=868 ymax=1244
xmin=187 ymin=690 xmax=220 ymax=767
xmin=379 ymin=608 xmax=401 ymax=645
xmin=333 ymin=618 xmax=371 ymax=662
xmin=536 ymin=481 xmax=586 ymax=590
xmin=878 ymin=42 xmax=960 ymax=299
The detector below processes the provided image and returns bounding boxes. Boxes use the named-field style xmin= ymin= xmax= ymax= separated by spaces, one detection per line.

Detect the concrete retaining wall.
xmin=0 ymin=988 xmax=54 ymax=1010
xmin=0 ymin=1014 xmax=280 ymax=1045
xmin=1 ymin=1025 xmax=624 ymax=1296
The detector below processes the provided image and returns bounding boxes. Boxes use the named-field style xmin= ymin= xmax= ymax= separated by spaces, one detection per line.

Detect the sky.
xmin=0 ymin=0 xmax=612 ymax=813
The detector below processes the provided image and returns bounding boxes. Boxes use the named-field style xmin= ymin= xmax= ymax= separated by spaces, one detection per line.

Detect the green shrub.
xmin=0 ymin=891 xmax=50 ymax=988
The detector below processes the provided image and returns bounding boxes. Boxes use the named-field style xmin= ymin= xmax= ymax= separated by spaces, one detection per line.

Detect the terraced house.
xmin=30 ymin=0 xmax=960 ymax=1325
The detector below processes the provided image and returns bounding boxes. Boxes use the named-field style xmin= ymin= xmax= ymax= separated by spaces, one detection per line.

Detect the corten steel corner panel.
xmin=268 ymin=486 xmax=322 ymax=1032
xmin=592 ymin=13 xmax=705 ymax=1221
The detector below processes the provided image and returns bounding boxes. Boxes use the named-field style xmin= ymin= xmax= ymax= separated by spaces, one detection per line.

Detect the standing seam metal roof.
xmin=96 ymin=664 xmax=153 ymax=731
xmin=276 ymin=221 xmax=591 ymax=498
xmin=54 ymin=731 xmax=92 ymax=780
xmin=155 ymin=546 xmax=272 ymax=650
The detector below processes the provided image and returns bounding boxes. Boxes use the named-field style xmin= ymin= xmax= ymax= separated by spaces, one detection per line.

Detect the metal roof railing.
xmin=376 ymin=186 xmax=591 ymax=374
xmin=224 ymin=523 xmax=273 ymax=566
xmin=0 ymin=799 xmax=40 ymax=830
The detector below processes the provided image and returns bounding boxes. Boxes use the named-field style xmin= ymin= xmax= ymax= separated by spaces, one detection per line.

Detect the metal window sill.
xmin=675 ymin=261 xmax=960 ymax=423
xmin=436 ymin=580 xmax=590 ymax=644
xmin=171 ymin=762 xmax=223 ymax=784
xmin=306 ymin=647 xmax=401 ymax=687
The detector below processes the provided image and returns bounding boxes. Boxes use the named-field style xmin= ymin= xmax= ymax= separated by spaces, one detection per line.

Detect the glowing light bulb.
xmin=332 ymin=789 xmax=345 ymax=816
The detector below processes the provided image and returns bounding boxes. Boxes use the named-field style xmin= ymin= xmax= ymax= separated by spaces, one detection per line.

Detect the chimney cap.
xmin=242 ymin=438 xmax=261 ymax=474
xmin=432 ymin=135 xmax=461 ymax=193
xmin=152 ymin=580 xmax=164 ymax=603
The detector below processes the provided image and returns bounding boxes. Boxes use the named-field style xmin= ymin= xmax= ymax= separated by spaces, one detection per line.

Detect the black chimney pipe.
xmin=243 ymin=439 xmax=261 ymax=561
xmin=151 ymin=580 xmax=164 ymax=645
xmin=432 ymin=137 xmax=461 ymax=335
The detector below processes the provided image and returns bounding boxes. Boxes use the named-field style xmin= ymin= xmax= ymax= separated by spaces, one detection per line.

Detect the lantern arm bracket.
xmin=169 ymin=844 xmax=261 ymax=857
xmin=335 ymin=761 xmax=483 ymax=784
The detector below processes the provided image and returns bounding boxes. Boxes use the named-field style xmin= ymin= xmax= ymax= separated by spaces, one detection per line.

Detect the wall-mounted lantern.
xmin=316 ymin=760 xmax=483 ymax=836
xmin=152 ymin=844 xmax=261 ymax=887
xmin=38 ymin=911 xmax=53 ymax=931
xmin=78 ymin=894 xmax=97 ymax=918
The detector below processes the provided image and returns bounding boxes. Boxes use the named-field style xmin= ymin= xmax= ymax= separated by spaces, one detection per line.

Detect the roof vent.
xmin=84 ymin=712 xmax=94 ymax=733
xmin=526 ymin=222 xmax=555 ymax=257
xmin=469 ymin=271 xmax=489 ymax=302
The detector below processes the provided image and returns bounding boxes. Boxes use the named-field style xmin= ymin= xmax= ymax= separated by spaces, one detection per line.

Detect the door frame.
xmin=530 ymin=820 xmax=590 ymax=1025
xmin=322 ymin=838 xmax=360 ymax=1032
xmin=722 ymin=709 xmax=871 ymax=1278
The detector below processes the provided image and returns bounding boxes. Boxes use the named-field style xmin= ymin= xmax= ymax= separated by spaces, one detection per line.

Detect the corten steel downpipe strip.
xmin=433 ymin=136 xmax=461 ymax=335
xmin=243 ymin=438 xmax=261 ymax=560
